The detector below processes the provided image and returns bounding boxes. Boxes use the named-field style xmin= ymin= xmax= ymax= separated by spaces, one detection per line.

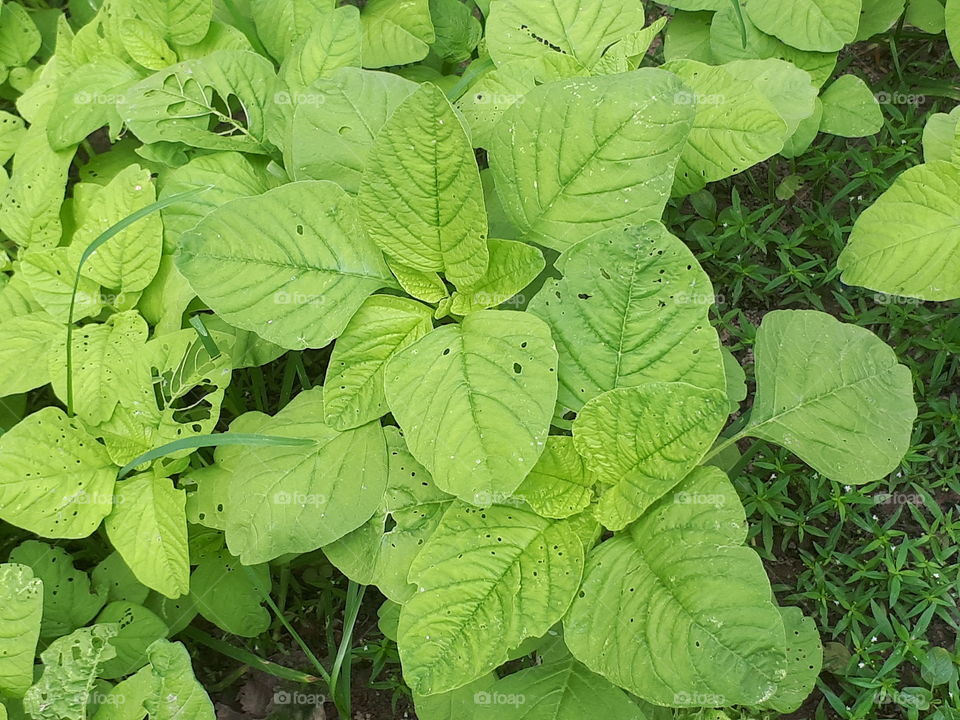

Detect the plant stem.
xmin=182 ymin=627 xmax=321 ymax=684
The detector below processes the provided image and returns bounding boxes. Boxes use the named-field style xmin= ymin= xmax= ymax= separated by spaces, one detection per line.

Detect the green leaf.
xmin=743 ymin=0 xmax=862 ymax=51
xmin=120 ymin=18 xmax=178 ymax=71
xmin=573 ymin=382 xmax=728 ymax=530
xmin=413 ymin=674 xmax=496 ymax=720
xmin=0 ymin=3 xmax=41 ymax=69
xmin=7 ymin=541 xmax=106 ymax=640
xmin=91 ymin=553 xmax=150 ymax=605
xmin=515 ymin=436 xmax=594 ymax=519
xmin=763 ymin=608 xmax=823 ymax=713
xmin=819 ymin=74 xmax=884 ymax=137
xmin=388 ymin=258 xmax=450 ymax=303
xmin=323 ymin=426 xmax=454 ymax=602
xmin=142 ymin=640 xmax=215 ymax=720
xmin=857 ymin=0 xmax=906 ymax=39
xmin=288 ymin=67 xmax=417 ymax=191
xmin=95 ymin=602 xmax=169 ymax=679
xmin=450 ymin=238 xmax=545 ymax=314
xmin=839 ymin=161 xmax=960 ymax=300
xmin=121 ymin=50 xmax=277 ymax=153
xmin=137 ymin=0 xmax=213 ymax=45
xmin=89 ymin=666 xmax=155 ymax=720
xmin=564 ymin=467 xmax=787 ymax=707
xmin=23 ymin=625 xmax=119 ymax=720
xmin=905 ymin=0 xmax=946 ymax=32
xmin=473 ymin=655 xmax=646 ymax=720
xmin=360 ymin=0 xmax=435 ymax=68
xmin=385 ymin=311 xmax=558 ymax=505
xmin=178 ymin=180 xmax=394 ymax=350
xmin=324 ymin=295 xmax=434 ymax=431
xmin=250 ymin=0 xmax=336 ymax=60
xmin=0 ymin=111 xmax=25 ymax=164
xmin=429 ymin=0 xmax=482 ymax=63
xmin=398 ymin=503 xmax=584 ymax=695
xmin=922 ymin=106 xmax=960 ymax=164
xmin=529 ymin=222 xmax=726 ymax=412
xmin=709 ymin=6 xmax=838 ymax=87
xmin=743 ymin=310 xmax=917 ymax=484
xmin=948 ymin=0 xmax=960 ymax=66
xmin=0 ymin=564 xmax=43 ymax=698
xmin=921 ymin=647 xmax=957 ymax=686
xmin=665 ymin=10 xmax=716 ymax=64
xmin=664 ymin=59 xmax=788 ymax=196
xmin=217 ymin=388 xmax=389 ymax=563
xmin=781 ymin=98 xmax=823 ymax=158
xmin=485 ymin=0 xmax=646 ymax=79
xmin=453 ymin=62 xmax=537 ymax=149
xmin=358 ymin=83 xmax=490 ymax=287
xmin=721 ymin=347 xmax=748 ymax=413
xmin=104 ymin=474 xmax=190 ymax=599
xmin=189 ymin=551 xmax=270 ymax=637
xmin=0 ymin=409 xmax=116 ymax=538
xmin=20 ymin=247 xmax=102 ymax=322
xmin=721 ymin=59 xmax=819 ymax=137
xmin=0 ymin=312 xmax=61 ymax=395
xmin=278 ymin=5 xmax=362 ymax=89
xmin=489 ymin=70 xmax=695 ymax=251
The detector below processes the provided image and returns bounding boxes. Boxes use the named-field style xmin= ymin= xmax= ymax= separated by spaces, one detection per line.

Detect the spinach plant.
xmin=0 ymin=0 xmax=940 ymax=718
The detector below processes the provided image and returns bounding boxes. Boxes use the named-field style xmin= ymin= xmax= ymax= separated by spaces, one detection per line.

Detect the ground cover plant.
xmin=0 ymin=0 xmax=957 ymax=719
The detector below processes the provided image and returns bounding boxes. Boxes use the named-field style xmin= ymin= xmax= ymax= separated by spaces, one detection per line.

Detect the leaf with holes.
xmin=0 ymin=563 xmax=43 ymax=698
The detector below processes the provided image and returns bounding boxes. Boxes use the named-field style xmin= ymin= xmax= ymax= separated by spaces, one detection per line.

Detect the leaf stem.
xmin=182 ymin=627 xmax=321 ymax=685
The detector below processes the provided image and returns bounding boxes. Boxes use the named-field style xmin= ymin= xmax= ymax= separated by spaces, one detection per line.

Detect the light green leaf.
xmin=324 ymin=295 xmax=434 ymax=431
xmin=171 ymin=20 xmax=253 ymax=58
xmin=0 ymin=564 xmax=43 ymax=698
xmin=857 ymin=0 xmax=906 ymax=39
xmin=7 ymin=542 xmax=106 ymax=640
xmin=142 ymin=640 xmax=215 ymax=720
xmin=819 ymin=74 xmax=884 ymax=137
xmin=399 ymin=503 xmax=584 ymax=695
xmin=49 ymin=312 xmax=150 ymax=427
xmin=0 ymin=312 xmax=61 ymax=395
xmin=573 ymin=382 xmax=728 ymax=530
xmin=489 ymin=70 xmax=695 ymax=251
xmin=665 ymin=10 xmax=716 ymax=64
xmin=189 ymin=551 xmax=270 ymax=637
xmin=564 ymin=467 xmax=787 ymax=707
xmin=709 ymin=6 xmax=838 ymax=87
xmin=0 ymin=111 xmax=25 ymax=164
xmin=515 ymin=436 xmax=594 ymax=519
xmin=143 ymin=593 xmax=197 ymax=637
xmin=91 ymin=553 xmax=150 ymax=606
xmin=90 ymin=666 xmax=155 ymax=720
xmin=450 ymin=239 xmax=545 ymax=314
xmin=743 ymin=0 xmax=862 ymax=51
xmin=360 ymin=0 xmax=435 ymax=68
xmin=251 ymin=0 xmax=336 ymax=61
xmin=278 ymin=5 xmax=362 ymax=89
xmin=137 ymin=0 xmax=213 ymax=45
xmin=388 ymin=258 xmax=450 ymax=303
xmin=921 ymin=647 xmax=957 ymax=686
xmin=839 ymin=161 xmax=960 ymax=300
xmin=413 ymin=674 xmax=496 ymax=720
xmin=95 ymin=602 xmax=169 ymax=679
xmin=120 ymin=18 xmax=178 ymax=70
xmin=906 ymin=0 xmax=946 ymax=32
xmin=0 ymin=3 xmax=41 ymax=69
xmin=0 ymin=409 xmax=116 ymax=539
xmin=529 ymin=222 xmax=725 ymax=412
xmin=485 ymin=0 xmax=646 ymax=79
xmin=743 ymin=310 xmax=917 ymax=484
xmin=178 ymin=180 xmax=393 ymax=350
xmin=721 ymin=347 xmax=748 ymax=413
xmin=323 ymin=426 xmax=454 ymax=602
xmin=104 ymin=474 xmax=190 ymax=599
xmin=385 ymin=311 xmax=558 ymax=505
xmin=721 ymin=59 xmax=819 ymax=137
xmin=665 ymin=59 xmax=788 ymax=196
xmin=218 ymin=387 xmax=389 ymax=563
xmin=922 ymin=106 xmax=960 ymax=163
xmin=23 ymin=625 xmax=119 ymax=720
xmin=20 ymin=247 xmax=102 ymax=322
xmin=762 ymin=608 xmax=822 ymax=713
xmin=121 ymin=50 xmax=277 ymax=153
xmin=780 ymin=98 xmax=823 ymax=158
xmin=288 ymin=67 xmax=418 ymax=191
xmin=429 ymin=0 xmax=482 ymax=62
xmin=454 ymin=62 xmax=536 ymax=149
xmin=359 ymin=83 xmax=489 ymax=287
xmin=949 ymin=0 xmax=960 ymax=66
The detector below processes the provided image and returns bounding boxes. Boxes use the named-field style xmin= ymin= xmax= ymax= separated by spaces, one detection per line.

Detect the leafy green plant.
xmin=0 ymin=1 xmax=950 ymax=719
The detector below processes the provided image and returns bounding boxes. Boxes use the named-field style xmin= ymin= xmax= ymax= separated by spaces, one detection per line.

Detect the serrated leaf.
xmin=189 ymin=551 xmax=270 ymax=637
xmin=529 ymin=222 xmax=726 ymax=413
xmin=324 ymin=295 xmax=434 ymax=430
xmin=360 ymin=0 xmax=435 ymax=68
xmin=743 ymin=310 xmax=917 ymax=484
xmin=743 ymin=0 xmax=862 ymax=51
xmin=665 ymin=59 xmax=788 ymax=196
xmin=0 ymin=409 xmax=116 ymax=538
xmin=95 ymin=602 xmax=169 ymax=679
xmin=399 ymin=503 xmax=584 ymax=695
xmin=289 ymin=67 xmax=417 ymax=191
xmin=573 ymin=382 xmax=728 ymax=530
xmin=7 ymin=542 xmax=106 ymax=640
xmin=385 ymin=311 xmax=558 ymax=505
xmin=489 ymin=70 xmax=694 ymax=251
xmin=515 ymin=436 xmax=594 ymax=519
xmin=359 ymin=83 xmax=489 ymax=287
xmin=218 ymin=388 xmax=389 ymax=563
xmin=178 ymin=180 xmax=394 ymax=350
xmin=819 ymin=74 xmax=883 ymax=137
xmin=0 ymin=312 xmax=62 ymax=395
xmin=0 ymin=563 xmax=43 ymax=698
xmin=104 ymin=474 xmax=190 ymax=599
xmin=564 ymin=467 xmax=787 ymax=707
xmin=323 ymin=427 xmax=453 ymax=602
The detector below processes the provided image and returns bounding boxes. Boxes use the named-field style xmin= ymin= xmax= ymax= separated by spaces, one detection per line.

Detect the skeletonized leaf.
xmin=0 ymin=563 xmax=43 ymax=698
